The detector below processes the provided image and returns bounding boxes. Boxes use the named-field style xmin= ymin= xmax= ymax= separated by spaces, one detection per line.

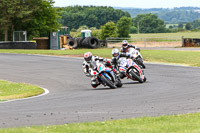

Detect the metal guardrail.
xmin=106 ymin=36 xmax=182 ymax=42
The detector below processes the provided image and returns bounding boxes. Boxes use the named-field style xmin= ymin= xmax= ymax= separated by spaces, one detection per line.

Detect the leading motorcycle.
xmin=89 ymin=61 xmax=122 ymax=89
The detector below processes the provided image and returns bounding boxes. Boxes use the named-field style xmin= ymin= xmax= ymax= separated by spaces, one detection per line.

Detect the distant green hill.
xmin=117 ymin=7 xmax=200 ymax=24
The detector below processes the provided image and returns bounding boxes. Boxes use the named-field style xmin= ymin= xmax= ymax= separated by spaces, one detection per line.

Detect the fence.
xmin=106 ymin=36 xmax=183 ymax=48
xmin=13 ymin=31 xmax=27 ymax=41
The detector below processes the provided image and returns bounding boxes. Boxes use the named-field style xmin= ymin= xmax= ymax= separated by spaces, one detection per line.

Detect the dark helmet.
xmin=84 ymin=52 xmax=92 ymax=63
xmin=122 ymin=40 xmax=128 ymax=48
xmin=112 ymin=48 xmax=119 ymax=58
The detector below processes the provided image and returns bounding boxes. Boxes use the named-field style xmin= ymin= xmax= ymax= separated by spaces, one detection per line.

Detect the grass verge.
xmin=0 ymin=49 xmax=112 ymax=57
xmin=142 ymin=50 xmax=200 ymax=67
xmin=1 ymin=49 xmax=200 ymax=67
xmin=1 ymin=113 xmax=200 ymax=133
xmin=0 ymin=80 xmax=44 ymax=101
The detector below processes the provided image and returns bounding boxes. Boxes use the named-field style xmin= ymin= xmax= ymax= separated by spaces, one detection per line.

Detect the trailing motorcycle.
xmin=89 ymin=61 xmax=122 ymax=89
xmin=118 ymin=57 xmax=146 ymax=83
xmin=127 ymin=48 xmax=146 ymax=69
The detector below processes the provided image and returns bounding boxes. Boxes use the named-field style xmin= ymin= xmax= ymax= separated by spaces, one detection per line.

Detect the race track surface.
xmin=0 ymin=53 xmax=200 ymax=128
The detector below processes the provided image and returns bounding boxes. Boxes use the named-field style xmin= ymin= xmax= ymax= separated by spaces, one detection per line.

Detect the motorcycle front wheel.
xmin=100 ymin=74 xmax=116 ymax=89
xmin=116 ymin=78 xmax=123 ymax=87
xmin=137 ymin=58 xmax=146 ymax=69
xmin=130 ymin=70 xmax=144 ymax=83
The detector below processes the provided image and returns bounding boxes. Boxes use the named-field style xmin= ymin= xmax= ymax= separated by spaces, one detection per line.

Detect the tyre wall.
xmin=74 ymin=37 xmax=100 ymax=49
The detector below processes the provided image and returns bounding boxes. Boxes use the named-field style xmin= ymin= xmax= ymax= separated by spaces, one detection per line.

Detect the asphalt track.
xmin=0 ymin=53 xmax=200 ymax=128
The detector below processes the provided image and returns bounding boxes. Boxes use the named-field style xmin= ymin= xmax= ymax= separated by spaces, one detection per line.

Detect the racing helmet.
xmin=122 ymin=40 xmax=128 ymax=48
xmin=84 ymin=52 xmax=92 ymax=63
xmin=112 ymin=48 xmax=119 ymax=58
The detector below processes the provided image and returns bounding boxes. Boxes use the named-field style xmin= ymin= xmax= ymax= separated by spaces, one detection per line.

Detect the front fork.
xmin=91 ymin=75 xmax=100 ymax=85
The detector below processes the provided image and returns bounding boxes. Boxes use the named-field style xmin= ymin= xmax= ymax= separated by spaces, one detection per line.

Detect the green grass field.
xmin=0 ymin=49 xmax=112 ymax=57
xmin=130 ymin=31 xmax=200 ymax=38
xmin=142 ymin=50 xmax=200 ymax=67
xmin=1 ymin=48 xmax=200 ymax=67
xmin=0 ymin=80 xmax=44 ymax=101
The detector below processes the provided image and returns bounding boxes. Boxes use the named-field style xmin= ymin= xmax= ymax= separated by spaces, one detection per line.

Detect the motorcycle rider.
xmin=82 ymin=52 xmax=117 ymax=88
xmin=121 ymin=40 xmax=140 ymax=53
xmin=121 ymin=40 xmax=145 ymax=69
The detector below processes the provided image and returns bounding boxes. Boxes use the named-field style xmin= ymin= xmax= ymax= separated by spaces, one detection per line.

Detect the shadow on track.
xmin=90 ymin=87 xmax=119 ymax=91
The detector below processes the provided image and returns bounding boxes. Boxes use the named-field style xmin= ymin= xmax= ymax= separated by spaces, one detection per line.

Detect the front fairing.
xmin=118 ymin=57 xmax=128 ymax=72
xmin=127 ymin=48 xmax=143 ymax=59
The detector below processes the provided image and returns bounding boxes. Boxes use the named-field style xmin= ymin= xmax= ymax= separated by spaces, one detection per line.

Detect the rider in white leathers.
xmin=82 ymin=52 xmax=115 ymax=88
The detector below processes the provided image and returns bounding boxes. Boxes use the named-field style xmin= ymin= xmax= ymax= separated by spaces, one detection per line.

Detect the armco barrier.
xmin=183 ymin=38 xmax=200 ymax=47
xmin=0 ymin=42 xmax=37 ymax=49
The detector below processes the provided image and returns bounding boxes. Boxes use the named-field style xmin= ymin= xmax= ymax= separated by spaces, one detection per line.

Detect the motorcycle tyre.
xmin=116 ymin=79 xmax=123 ymax=87
xmin=143 ymin=76 xmax=147 ymax=82
xmin=137 ymin=58 xmax=146 ymax=69
xmin=130 ymin=71 xmax=144 ymax=83
xmin=101 ymin=75 xmax=116 ymax=89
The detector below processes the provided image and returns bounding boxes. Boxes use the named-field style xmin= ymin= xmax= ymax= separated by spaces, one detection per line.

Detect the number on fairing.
xmin=120 ymin=60 xmax=127 ymax=67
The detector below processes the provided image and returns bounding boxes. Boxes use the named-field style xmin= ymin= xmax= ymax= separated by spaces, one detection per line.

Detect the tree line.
xmin=57 ymin=6 xmax=131 ymax=29
xmin=0 ymin=0 xmax=61 ymax=41
xmin=1 ymin=2 xmax=200 ymax=41
xmin=120 ymin=7 xmax=200 ymax=24
xmin=97 ymin=13 xmax=167 ymax=40
xmin=185 ymin=19 xmax=200 ymax=31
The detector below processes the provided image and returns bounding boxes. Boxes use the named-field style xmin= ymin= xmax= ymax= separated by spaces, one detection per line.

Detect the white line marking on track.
xmin=0 ymin=87 xmax=49 ymax=104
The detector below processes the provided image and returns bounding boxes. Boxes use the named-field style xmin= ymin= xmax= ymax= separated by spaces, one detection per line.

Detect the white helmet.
xmin=112 ymin=48 xmax=119 ymax=58
xmin=122 ymin=40 xmax=128 ymax=48
xmin=84 ymin=52 xmax=92 ymax=63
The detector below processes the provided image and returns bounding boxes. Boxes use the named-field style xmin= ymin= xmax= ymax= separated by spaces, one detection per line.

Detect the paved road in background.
xmin=0 ymin=53 xmax=200 ymax=128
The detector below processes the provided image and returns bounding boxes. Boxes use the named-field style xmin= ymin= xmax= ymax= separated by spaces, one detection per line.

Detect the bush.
xmin=70 ymin=32 xmax=81 ymax=38
xmin=92 ymin=30 xmax=101 ymax=39
xmin=100 ymin=21 xmax=118 ymax=40
xmin=177 ymin=28 xmax=186 ymax=32
xmin=130 ymin=26 xmax=137 ymax=34
xmin=117 ymin=16 xmax=131 ymax=37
